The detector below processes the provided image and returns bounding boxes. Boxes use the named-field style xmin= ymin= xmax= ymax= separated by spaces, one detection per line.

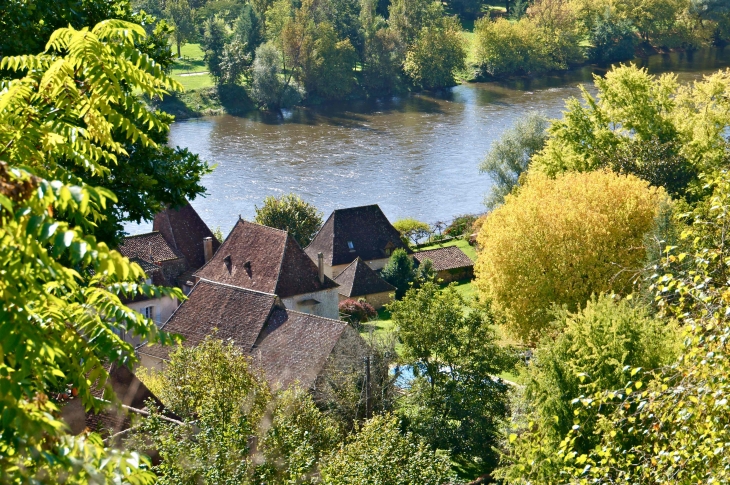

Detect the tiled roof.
xmin=140 ymin=279 xmax=276 ymax=360
xmin=413 ymin=246 xmax=474 ymax=272
xmin=139 ymin=279 xmax=354 ymax=390
xmin=119 ymin=231 xmax=183 ymax=263
xmin=129 ymin=257 xmax=159 ymax=275
xmin=63 ymin=365 xmax=166 ymax=438
xmin=305 ymin=205 xmax=408 ymax=266
xmin=251 ymin=308 xmax=349 ymax=389
xmin=334 ymin=257 xmax=396 ymax=297
xmin=123 ymin=258 xmax=171 ymax=304
xmin=154 ymin=202 xmax=221 ymax=270
xmin=195 ymin=219 xmax=338 ymax=298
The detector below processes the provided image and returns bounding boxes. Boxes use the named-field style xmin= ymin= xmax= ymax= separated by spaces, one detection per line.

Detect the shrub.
xmin=444 ymin=213 xmax=479 ymax=237
xmin=381 ymin=248 xmax=416 ymax=299
xmin=339 ymin=299 xmax=377 ymax=325
xmin=475 ymin=170 xmax=666 ymax=343
xmin=499 ymin=295 xmax=679 ymax=482
xmin=320 ymin=414 xmax=454 ymax=485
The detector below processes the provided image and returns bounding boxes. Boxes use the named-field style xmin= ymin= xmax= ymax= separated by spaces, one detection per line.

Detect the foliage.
xmin=499 ymin=295 xmax=679 ymax=482
xmin=362 ymin=27 xmax=405 ymax=94
xmin=475 ymin=170 xmax=666 ymax=343
xmin=381 ymin=248 xmax=416 ymax=299
xmin=132 ymin=338 xmax=270 ymax=484
xmin=504 ymin=170 xmax=730 ymax=484
xmin=393 ymin=218 xmax=431 ymax=246
xmin=305 ymin=22 xmax=357 ymax=99
xmin=391 ymin=282 xmax=517 ymax=473
xmin=256 ymin=387 xmax=341 ymax=484
xmin=414 ymin=258 xmax=437 ymax=284
xmin=339 ymin=299 xmax=378 ymax=326
xmin=444 ymin=213 xmax=479 ymax=237
xmin=533 ymin=64 xmax=730 ymax=181
xmin=167 ymin=0 xmax=196 ymax=57
xmin=219 ymin=39 xmax=253 ymax=85
xmin=588 ymin=9 xmax=637 ymax=63
xmin=250 ymin=42 xmax=302 ymax=109
xmin=404 ymin=16 xmax=466 ymax=90
xmin=234 ymin=4 xmax=265 ymax=56
xmin=254 ymin=193 xmax=323 ymax=247
xmin=319 ymin=414 xmax=455 ymax=485
xmin=474 ymin=17 xmax=582 ymax=77
xmin=388 ymin=0 xmax=444 ymax=45
xmin=202 ymin=15 xmax=230 ymax=82
xmin=480 ymin=112 xmax=549 ymax=210
xmin=0 ymin=20 xmax=184 ymax=482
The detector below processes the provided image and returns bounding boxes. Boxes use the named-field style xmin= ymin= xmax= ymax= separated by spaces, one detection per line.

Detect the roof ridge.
xmin=274 ymin=232 xmax=291 ymax=291
xmin=305 ymin=210 xmax=335 ymax=251
xmin=123 ymin=231 xmax=162 ymax=239
xmin=197 ymin=277 xmax=279 ymax=298
xmin=162 ymin=208 xmax=178 ymax=249
xmin=332 ymin=204 xmax=380 ymax=213
xmin=193 ymin=218 xmax=243 ymax=277
xmin=245 ymin=219 xmax=290 ymax=235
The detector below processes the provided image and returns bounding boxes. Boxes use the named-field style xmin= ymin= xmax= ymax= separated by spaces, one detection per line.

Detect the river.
xmin=130 ymin=47 xmax=730 ymax=236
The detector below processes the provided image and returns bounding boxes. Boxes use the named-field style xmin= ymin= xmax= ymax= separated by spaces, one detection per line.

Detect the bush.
xmin=320 ymin=414 xmax=454 ymax=485
xmin=444 ymin=213 xmax=479 ymax=237
xmin=254 ymin=193 xmax=323 ymax=247
xmin=475 ymin=170 xmax=666 ymax=343
xmin=480 ymin=111 xmax=549 ymax=210
xmin=339 ymin=299 xmax=377 ymax=326
xmin=381 ymin=248 xmax=416 ymax=299
xmin=499 ymin=295 xmax=679 ymax=482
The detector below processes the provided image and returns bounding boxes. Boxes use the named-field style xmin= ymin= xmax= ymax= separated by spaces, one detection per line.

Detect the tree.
xmin=388 ymin=0 xmax=444 ymax=45
xmin=390 ymin=282 xmax=517 ymax=473
xmin=320 ymin=414 xmax=454 ymax=485
xmin=339 ymin=299 xmax=377 ymax=327
xmin=532 ymin=64 xmax=730 ymax=181
xmin=475 ymin=170 xmax=666 ymax=343
xmin=588 ymin=9 xmax=637 ymax=63
xmin=0 ymin=20 xmax=184 ymax=482
xmin=403 ymin=17 xmax=467 ymax=89
xmin=380 ymin=248 xmax=416 ymax=299
xmin=254 ymin=193 xmax=323 ymax=247
xmin=166 ymin=0 xmax=196 ymax=57
xmin=362 ymin=27 xmax=405 ymax=94
xmin=500 ymin=295 xmax=679 ymax=482
xmin=393 ymin=218 xmax=431 ymax=246
xmin=510 ymin=170 xmax=730 ymax=483
xmin=202 ymin=15 xmax=230 ymax=82
xmin=256 ymin=387 xmax=341 ymax=484
xmin=220 ymin=39 xmax=253 ymax=85
xmin=480 ymin=112 xmax=549 ymax=210
xmin=234 ymin=4 xmax=264 ymax=56
xmin=306 ymin=22 xmax=357 ymax=99
xmin=250 ymin=42 xmax=302 ymax=109
xmin=132 ymin=338 xmax=270 ymax=483
xmin=444 ymin=213 xmax=479 ymax=237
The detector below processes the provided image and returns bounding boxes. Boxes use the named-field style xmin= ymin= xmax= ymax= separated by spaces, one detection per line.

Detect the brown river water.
xmin=130 ymin=47 xmax=730 ymax=235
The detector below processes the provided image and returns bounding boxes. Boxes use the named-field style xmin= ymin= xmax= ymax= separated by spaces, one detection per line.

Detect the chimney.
xmin=203 ymin=237 xmax=213 ymax=263
xmin=317 ymin=252 xmax=324 ymax=284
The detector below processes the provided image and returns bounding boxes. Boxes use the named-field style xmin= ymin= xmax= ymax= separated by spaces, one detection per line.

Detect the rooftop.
xmin=118 ymin=231 xmax=184 ymax=263
xmin=305 ymin=204 xmax=408 ymax=266
xmin=413 ymin=246 xmax=474 ymax=272
xmin=334 ymin=257 xmax=396 ymax=297
xmin=154 ymin=202 xmax=221 ymax=270
xmin=195 ymin=219 xmax=338 ymax=298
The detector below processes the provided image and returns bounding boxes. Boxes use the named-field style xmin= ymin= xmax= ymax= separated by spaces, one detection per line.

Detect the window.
xmin=347 ymin=241 xmax=354 ymax=250
xmin=385 ymin=248 xmax=391 ymax=256
xmin=143 ymin=306 xmax=154 ymax=320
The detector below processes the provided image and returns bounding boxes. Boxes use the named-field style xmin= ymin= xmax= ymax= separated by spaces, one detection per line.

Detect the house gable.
xmin=334 ymin=257 xmax=396 ymax=298
xmin=154 ymin=202 xmax=221 ymax=270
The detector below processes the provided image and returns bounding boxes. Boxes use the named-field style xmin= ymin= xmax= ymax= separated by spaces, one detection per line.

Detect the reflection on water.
xmin=129 ymin=47 xmax=730 ymax=235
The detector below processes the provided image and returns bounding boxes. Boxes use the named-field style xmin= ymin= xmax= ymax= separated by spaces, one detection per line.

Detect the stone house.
xmin=305 ymin=204 xmax=408 ymax=278
xmin=413 ymin=246 xmax=474 ymax=283
xmin=194 ymin=218 xmax=340 ymax=320
xmin=138 ymin=279 xmax=365 ymax=391
xmin=118 ymin=233 xmax=184 ymax=331
xmin=333 ymin=257 xmax=396 ymax=309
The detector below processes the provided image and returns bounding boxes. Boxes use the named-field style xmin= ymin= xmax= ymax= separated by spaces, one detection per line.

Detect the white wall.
xmin=282 ymin=287 xmax=340 ymax=320
xmin=125 ymin=296 xmax=178 ymax=347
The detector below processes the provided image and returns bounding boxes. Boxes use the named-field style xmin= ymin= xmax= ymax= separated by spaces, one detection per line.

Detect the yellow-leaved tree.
xmin=475 ymin=170 xmax=665 ymax=343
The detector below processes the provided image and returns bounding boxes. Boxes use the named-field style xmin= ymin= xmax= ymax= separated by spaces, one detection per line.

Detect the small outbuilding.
xmin=413 ymin=246 xmax=474 ymax=283
xmin=333 ymin=257 xmax=396 ymax=309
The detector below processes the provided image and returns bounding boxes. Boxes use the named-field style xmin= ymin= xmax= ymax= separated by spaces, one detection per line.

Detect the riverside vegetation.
xmin=4 ymin=2 xmax=730 ymax=485
xmin=127 ymin=0 xmax=730 ymax=115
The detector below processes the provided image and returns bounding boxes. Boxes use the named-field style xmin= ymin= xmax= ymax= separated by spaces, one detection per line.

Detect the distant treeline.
xmin=134 ymin=0 xmax=730 ymax=108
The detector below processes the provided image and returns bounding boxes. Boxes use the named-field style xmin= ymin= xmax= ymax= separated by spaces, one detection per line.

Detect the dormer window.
xmin=347 ymin=241 xmax=354 ymax=250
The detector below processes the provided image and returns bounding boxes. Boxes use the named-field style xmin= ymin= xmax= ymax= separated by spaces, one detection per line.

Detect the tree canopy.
xmin=0 ymin=20 xmax=184 ymax=482
xmin=253 ymin=193 xmax=323 ymax=247
xmin=475 ymin=170 xmax=666 ymax=343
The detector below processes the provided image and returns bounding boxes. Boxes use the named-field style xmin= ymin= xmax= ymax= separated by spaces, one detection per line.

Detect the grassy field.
xmin=170 ymin=43 xmax=216 ymax=92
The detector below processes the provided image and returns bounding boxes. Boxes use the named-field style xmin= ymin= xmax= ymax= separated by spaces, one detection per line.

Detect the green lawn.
xmin=415 ymin=237 xmax=477 ymax=262
xmin=173 ymin=73 xmax=216 ymax=91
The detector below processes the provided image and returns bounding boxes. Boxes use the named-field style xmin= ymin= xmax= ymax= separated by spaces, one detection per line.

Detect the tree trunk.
xmin=177 ymin=42 xmax=181 ymax=58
